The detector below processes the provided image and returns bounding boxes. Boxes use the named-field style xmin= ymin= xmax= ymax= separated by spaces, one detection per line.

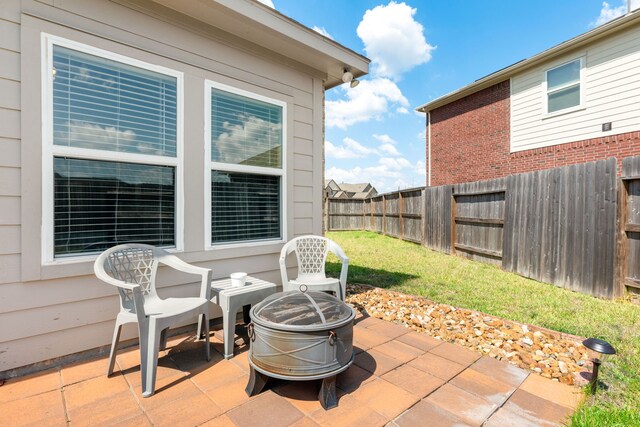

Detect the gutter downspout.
xmin=427 ymin=111 xmax=431 ymax=187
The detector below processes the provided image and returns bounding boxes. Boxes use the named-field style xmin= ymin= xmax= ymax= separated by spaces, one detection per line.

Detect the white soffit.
xmin=150 ymin=0 xmax=369 ymax=88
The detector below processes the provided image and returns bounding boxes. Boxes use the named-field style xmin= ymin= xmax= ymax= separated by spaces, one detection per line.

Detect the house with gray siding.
xmin=0 ymin=0 xmax=368 ymax=374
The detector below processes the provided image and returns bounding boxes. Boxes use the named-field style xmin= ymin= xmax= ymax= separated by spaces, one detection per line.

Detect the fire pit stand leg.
xmin=245 ymin=366 xmax=269 ymax=397
xmin=318 ymin=375 xmax=337 ymax=410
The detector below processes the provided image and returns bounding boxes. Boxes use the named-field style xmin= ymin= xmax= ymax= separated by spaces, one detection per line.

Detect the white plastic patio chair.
xmin=94 ymin=244 xmax=212 ymax=397
xmin=279 ymin=235 xmax=349 ymax=301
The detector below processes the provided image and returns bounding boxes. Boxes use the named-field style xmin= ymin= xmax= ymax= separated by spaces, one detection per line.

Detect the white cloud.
xmin=396 ymin=107 xmax=409 ymax=114
xmin=592 ymin=0 xmax=640 ymax=26
xmin=326 ymin=156 xmax=426 ymax=193
xmin=326 ymin=138 xmax=373 ymax=159
xmin=373 ymin=134 xmax=397 ymax=145
xmin=59 ymin=121 xmax=169 ymax=156
xmin=256 ymin=0 xmax=275 ymax=8
xmin=379 ymin=143 xmax=401 ymax=156
xmin=212 ymin=114 xmax=282 ymax=165
xmin=312 ymin=26 xmax=333 ymax=39
xmin=326 ymin=78 xmax=409 ymax=129
xmin=327 ymin=135 xmax=405 ymax=159
xmin=357 ymin=1 xmax=434 ymax=80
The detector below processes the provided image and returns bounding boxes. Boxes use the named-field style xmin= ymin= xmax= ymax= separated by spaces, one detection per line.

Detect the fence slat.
xmin=326 ymin=156 xmax=632 ymax=298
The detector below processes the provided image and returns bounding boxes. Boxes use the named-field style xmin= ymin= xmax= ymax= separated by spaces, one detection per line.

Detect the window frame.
xmin=543 ymin=57 xmax=585 ymax=118
xmin=41 ymin=33 xmax=185 ymax=264
xmin=204 ymin=79 xmax=287 ymax=250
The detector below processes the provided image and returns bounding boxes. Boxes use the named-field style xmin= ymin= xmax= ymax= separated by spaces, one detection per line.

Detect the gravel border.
xmin=346 ymin=283 xmax=592 ymax=386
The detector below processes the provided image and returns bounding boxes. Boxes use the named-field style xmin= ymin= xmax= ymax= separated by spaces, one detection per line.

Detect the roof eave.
xmin=150 ymin=0 xmax=369 ymax=88
xmin=416 ymin=10 xmax=640 ymax=113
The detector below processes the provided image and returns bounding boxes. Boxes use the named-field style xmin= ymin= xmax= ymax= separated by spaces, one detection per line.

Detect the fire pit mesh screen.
xmin=253 ymin=291 xmax=352 ymax=327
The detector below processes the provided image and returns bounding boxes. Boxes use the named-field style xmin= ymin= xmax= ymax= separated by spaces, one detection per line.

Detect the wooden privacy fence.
xmin=326 ymin=188 xmax=424 ymax=243
xmin=326 ymin=155 xmax=640 ymax=299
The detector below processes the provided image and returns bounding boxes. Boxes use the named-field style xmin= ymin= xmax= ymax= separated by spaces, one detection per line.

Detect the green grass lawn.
xmin=325 ymin=231 xmax=640 ymax=426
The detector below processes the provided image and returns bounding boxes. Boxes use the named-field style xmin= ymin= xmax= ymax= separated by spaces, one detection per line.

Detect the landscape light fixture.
xmin=342 ymin=68 xmax=360 ymax=88
xmin=582 ymin=337 xmax=616 ymax=394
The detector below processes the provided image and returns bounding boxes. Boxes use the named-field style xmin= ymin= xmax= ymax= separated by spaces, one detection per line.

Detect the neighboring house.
xmin=324 ymin=179 xmax=343 ymax=199
xmin=324 ymin=180 xmax=378 ymax=199
xmin=417 ymin=10 xmax=640 ymax=186
xmin=0 ymin=0 xmax=368 ymax=373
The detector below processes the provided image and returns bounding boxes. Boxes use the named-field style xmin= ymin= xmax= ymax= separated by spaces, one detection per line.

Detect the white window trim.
xmin=204 ymin=79 xmax=287 ymax=250
xmin=41 ymin=33 xmax=185 ymax=264
xmin=542 ymin=57 xmax=585 ymax=119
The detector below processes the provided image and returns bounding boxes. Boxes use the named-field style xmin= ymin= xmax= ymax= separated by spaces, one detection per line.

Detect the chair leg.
xmin=159 ymin=328 xmax=168 ymax=351
xmin=107 ymin=321 xmax=123 ymax=377
xmin=140 ymin=321 xmax=161 ymax=398
xmin=203 ymin=313 xmax=210 ymax=362
xmin=197 ymin=314 xmax=205 ymax=339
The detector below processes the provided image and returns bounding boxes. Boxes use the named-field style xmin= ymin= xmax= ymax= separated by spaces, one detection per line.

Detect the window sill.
xmin=205 ymin=238 xmax=285 ymax=252
xmin=542 ymin=105 xmax=586 ymax=120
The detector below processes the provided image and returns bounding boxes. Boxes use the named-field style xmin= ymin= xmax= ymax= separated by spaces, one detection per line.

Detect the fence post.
xmin=362 ymin=199 xmax=366 ymax=230
xmin=451 ymin=188 xmax=457 ymax=255
xmin=421 ymin=188 xmax=426 ymax=246
xmin=371 ymin=198 xmax=374 ymax=230
xmin=382 ymin=195 xmax=387 ymax=236
xmin=324 ymin=196 xmax=329 ymax=232
xmin=399 ymin=191 xmax=404 ymax=241
xmin=615 ymin=178 xmax=629 ymax=298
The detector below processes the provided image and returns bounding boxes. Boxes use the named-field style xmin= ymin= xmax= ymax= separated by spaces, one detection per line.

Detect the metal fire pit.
xmin=245 ymin=290 xmax=355 ymax=409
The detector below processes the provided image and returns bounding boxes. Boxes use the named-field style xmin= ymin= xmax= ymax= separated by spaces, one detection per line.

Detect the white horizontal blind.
xmin=211 ymin=89 xmax=282 ymax=168
xmin=54 ymin=158 xmax=175 ymax=256
xmin=50 ymin=43 xmax=179 ymax=257
xmin=211 ymin=172 xmax=280 ymax=243
xmin=53 ymin=45 xmax=177 ymax=156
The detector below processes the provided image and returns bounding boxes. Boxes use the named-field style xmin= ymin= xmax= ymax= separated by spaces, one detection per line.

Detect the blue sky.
xmin=260 ymin=0 xmax=637 ymax=193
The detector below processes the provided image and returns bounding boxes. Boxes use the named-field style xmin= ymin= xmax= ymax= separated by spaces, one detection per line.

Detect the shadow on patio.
xmin=0 ymin=313 xmax=582 ymax=426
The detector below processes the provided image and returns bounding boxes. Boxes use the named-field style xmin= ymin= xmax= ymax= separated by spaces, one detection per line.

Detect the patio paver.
xmin=425 ymin=383 xmax=498 ymax=426
xmin=0 ymin=314 xmax=583 ymax=426
xmin=408 ymin=352 xmax=468 ymax=381
xmin=394 ymin=399 xmax=472 ymax=427
xmin=226 ymin=390 xmax=304 ymax=427
xmin=381 ymin=364 xmax=445 ymax=398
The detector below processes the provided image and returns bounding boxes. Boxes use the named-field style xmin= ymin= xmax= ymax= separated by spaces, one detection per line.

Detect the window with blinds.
xmin=46 ymin=38 xmax=181 ymax=258
xmin=207 ymin=84 xmax=285 ymax=245
xmin=211 ymin=172 xmax=280 ymax=243
xmin=53 ymin=45 xmax=177 ymax=156
xmin=54 ymin=158 xmax=175 ymax=255
xmin=211 ymin=89 xmax=282 ymax=167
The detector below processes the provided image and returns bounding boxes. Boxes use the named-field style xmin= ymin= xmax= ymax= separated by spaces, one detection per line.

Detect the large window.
xmin=205 ymin=82 xmax=286 ymax=246
xmin=545 ymin=58 xmax=583 ymax=114
xmin=43 ymin=35 xmax=183 ymax=260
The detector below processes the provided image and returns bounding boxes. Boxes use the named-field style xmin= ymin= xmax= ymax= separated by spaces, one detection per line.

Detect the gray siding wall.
xmin=0 ymin=0 xmax=325 ymax=372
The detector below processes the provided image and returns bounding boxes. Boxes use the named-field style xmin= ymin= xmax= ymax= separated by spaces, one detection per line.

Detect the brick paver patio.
xmin=0 ymin=314 xmax=583 ymax=426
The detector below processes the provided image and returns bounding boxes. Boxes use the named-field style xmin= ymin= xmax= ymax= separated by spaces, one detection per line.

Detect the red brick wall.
xmin=428 ymin=79 xmax=640 ymax=186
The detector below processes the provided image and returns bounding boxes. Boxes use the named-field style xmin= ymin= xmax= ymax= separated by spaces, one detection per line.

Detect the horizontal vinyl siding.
xmin=0 ymin=0 xmax=325 ymax=372
xmin=511 ymin=24 xmax=640 ymax=151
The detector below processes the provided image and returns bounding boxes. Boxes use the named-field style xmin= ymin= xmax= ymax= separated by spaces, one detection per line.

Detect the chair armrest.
xmin=94 ymin=264 xmax=148 ymax=318
xmin=158 ymin=254 xmax=212 ymax=300
xmin=339 ymin=256 xmax=349 ymax=288
xmin=327 ymin=240 xmax=349 ymax=293
xmin=279 ymin=256 xmax=289 ymax=289
xmin=328 ymin=242 xmax=349 ymax=263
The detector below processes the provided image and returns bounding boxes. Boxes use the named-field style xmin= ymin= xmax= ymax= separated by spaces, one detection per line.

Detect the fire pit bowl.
xmin=245 ymin=290 xmax=355 ymax=409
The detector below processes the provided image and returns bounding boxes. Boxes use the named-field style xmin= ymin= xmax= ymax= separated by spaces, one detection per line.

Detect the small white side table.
xmin=208 ymin=276 xmax=277 ymax=359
